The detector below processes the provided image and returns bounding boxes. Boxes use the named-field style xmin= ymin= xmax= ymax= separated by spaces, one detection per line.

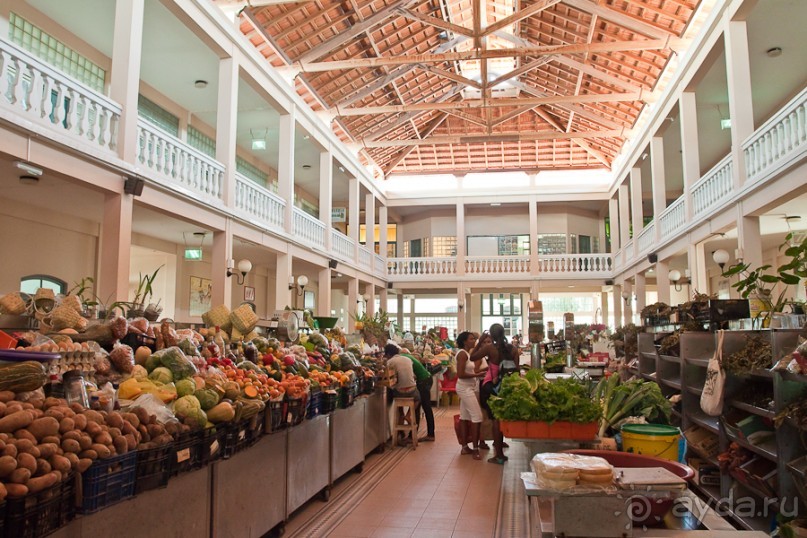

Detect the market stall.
xmin=330 ymin=400 xmax=365 ymax=483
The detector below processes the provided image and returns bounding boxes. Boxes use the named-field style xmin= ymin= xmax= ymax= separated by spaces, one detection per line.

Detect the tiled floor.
xmin=285 ymin=407 xmax=504 ymax=538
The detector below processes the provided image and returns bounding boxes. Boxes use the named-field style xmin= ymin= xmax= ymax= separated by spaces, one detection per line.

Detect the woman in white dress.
xmin=455 ymin=331 xmax=486 ymax=459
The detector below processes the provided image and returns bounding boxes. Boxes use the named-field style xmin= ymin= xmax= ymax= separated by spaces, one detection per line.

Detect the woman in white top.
xmin=455 ymin=331 xmax=485 ymax=459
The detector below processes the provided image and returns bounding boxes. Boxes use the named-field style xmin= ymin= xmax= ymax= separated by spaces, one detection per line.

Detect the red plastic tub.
xmin=565 ymin=449 xmax=695 ymax=527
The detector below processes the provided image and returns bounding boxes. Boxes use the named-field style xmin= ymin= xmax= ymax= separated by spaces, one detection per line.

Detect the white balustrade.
xmin=234 ymin=173 xmax=285 ymax=231
xmin=137 ymin=119 xmax=223 ymax=201
xmin=465 ymin=256 xmax=531 ymax=274
xmin=374 ymin=254 xmax=385 ymax=277
xmin=0 ymin=38 xmax=120 ymax=153
xmin=359 ymin=246 xmax=373 ymax=267
xmin=387 ymin=257 xmax=457 ymax=277
xmin=331 ymin=230 xmax=354 ymax=260
xmin=744 ymin=87 xmax=807 ymax=185
xmin=292 ymin=207 xmax=325 ymax=248
xmin=658 ymin=196 xmax=686 ymax=240
xmin=636 ymin=222 xmax=655 ymax=254
xmin=537 ymin=254 xmax=613 ymax=275
xmin=691 ymin=155 xmax=733 ymax=218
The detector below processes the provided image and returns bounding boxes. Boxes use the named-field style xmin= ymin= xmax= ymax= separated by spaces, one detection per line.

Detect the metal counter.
xmin=330 ymin=400 xmax=366 ymax=483
xmin=286 ymin=414 xmax=330 ymax=516
xmin=363 ymin=387 xmax=388 ymax=455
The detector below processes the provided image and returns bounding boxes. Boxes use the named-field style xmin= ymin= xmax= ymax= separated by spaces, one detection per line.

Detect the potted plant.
xmin=67 ymin=276 xmax=98 ymax=318
xmin=129 ymin=265 xmax=163 ymax=319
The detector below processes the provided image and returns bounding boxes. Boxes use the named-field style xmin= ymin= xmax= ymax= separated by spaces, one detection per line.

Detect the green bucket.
xmin=621 ymin=424 xmax=681 ymax=461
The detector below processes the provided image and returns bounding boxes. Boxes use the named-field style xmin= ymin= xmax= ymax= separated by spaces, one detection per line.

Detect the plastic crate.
xmin=322 ymin=390 xmax=339 ymax=414
xmin=135 ymin=443 xmax=174 ymax=494
xmin=361 ymin=376 xmax=376 ymax=395
xmin=286 ymin=397 xmax=307 ymax=426
xmin=306 ymin=391 xmax=323 ymax=419
xmin=80 ymin=452 xmax=137 ymax=514
xmin=222 ymin=410 xmax=265 ymax=458
xmin=340 ymin=380 xmax=359 ymax=408
xmin=5 ymin=475 xmax=74 ymax=538
xmin=265 ymin=400 xmax=286 ymax=433
xmin=173 ymin=430 xmax=203 ymax=476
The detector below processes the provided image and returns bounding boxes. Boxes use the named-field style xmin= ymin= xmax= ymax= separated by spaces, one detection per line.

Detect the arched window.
xmin=20 ymin=275 xmax=67 ymax=295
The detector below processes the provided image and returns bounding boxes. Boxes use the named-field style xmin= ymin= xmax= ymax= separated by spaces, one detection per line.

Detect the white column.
xmin=110 ymin=0 xmax=144 ymax=163
xmin=396 ymin=292 xmax=404 ymax=329
xmin=622 ymin=280 xmax=633 ymax=326
xmin=211 ymin=222 xmax=233 ymax=307
xmin=630 ymin=167 xmax=643 ymax=255
xmin=737 ymin=212 xmax=763 ymax=270
xmin=317 ymin=267 xmax=331 ymax=317
xmin=688 ymin=242 xmax=706 ymax=296
xmin=529 ymin=198 xmax=539 ymax=273
xmin=609 ymin=197 xmax=620 ymax=252
xmin=365 ymin=193 xmax=376 ymax=256
xmin=348 ymin=278 xmax=359 ymax=332
xmin=635 ymin=273 xmax=646 ymax=319
xmin=457 ymin=285 xmax=466 ymax=333
xmin=215 ymin=56 xmax=239 ymax=207
xmin=600 ymin=291 xmax=609 ymax=328
xmin=656 ymin=260 xmax=671 ymax=305
xmin=379 ymin=205 xmax=388 ymax=258
xmin=365 ymin=284 xmax=376 ymax=318
xmin=380 ymin=287 xmax=389 ymax=314
xmin=348 ymin=178 xmax=360 ymax=261
xmin=613 ymin=284 xmax=623 ymax=328
xmin=98 ymin=193 xmax=133 ymax=304
xmin=650 ymin=137 xmax=666 ymax=242
xmin=278 ymin=107 xmax=296 ymax=233
xmin=680 ymin=92 xmax=699 ymax=221
xmin=319 ymin=149 xmax=333 ymax=251
xmin=725 ymin=18 xmax=754 ymax=189
xmin=275 ymin=253 xmax=292 ymax=311
xmin=618 ymin=183 xmax=630 ymax=253
xmin=456 ymin=202 xmax=466 ymax=276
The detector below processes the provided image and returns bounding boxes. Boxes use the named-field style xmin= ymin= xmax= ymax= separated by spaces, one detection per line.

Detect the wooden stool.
xmin=392 ymin=397 xmax=418 ymax=449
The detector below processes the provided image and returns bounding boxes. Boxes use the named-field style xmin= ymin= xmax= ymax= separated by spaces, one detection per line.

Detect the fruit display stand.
xmin=364 ymin=385 xmax=389 ymax=455
xmin=286 ymin=414 xmax=331 ymax=513
xmin=330 ymin=398 xmax=366 ymax=483
xmin=213 ymin=430 xmax=288 ymax=537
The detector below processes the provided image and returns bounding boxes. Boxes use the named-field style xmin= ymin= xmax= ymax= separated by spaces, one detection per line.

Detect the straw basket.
xmin=230 ymin=304 xmax=259 ymax=334
xmin=0 ymin=292 xmax=28 ymax=315
xmin=202 ymin=305 xmax=231 ymax=332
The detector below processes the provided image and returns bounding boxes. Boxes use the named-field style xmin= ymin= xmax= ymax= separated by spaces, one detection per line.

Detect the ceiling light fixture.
xmin=13 ymin=161 xmax=43 ymax=176
xmin=712 ymin=249 xmax=730 ymax=272
xmin=766 ymin=47 xmax=783 ymax=58
xmin=250 ymin=129 xmax=268 ymax=151
xmin=194 ymin=80 xmax=208 ymax=89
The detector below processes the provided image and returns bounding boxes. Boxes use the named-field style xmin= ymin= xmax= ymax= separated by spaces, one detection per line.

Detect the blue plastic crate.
xmin=135 ymin=443 xmax=174 ymax=494
xmin=306 ymin=391 xmax=323 ymax=419
xmin=5 ymin=474 xmax=74 ymax=538
xmin=81 ymin=451 xmax=137 ymax=514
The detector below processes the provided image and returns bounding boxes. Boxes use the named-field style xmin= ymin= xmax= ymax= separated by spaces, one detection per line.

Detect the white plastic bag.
xmin=700 ymin=330 xmax=726 ymax=416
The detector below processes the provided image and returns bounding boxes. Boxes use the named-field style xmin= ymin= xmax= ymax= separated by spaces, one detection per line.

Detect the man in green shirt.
xmin=400 ymin=350 xmax=435 ymax=442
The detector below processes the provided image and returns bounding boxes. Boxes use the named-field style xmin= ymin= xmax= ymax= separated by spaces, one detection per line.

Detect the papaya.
xmin=206 ymin=402 xmax=235 ymax=424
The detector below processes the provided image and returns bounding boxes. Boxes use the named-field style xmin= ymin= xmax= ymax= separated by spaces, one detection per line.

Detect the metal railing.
xmin=743 ymin=87 xmax=807 ymax=185
xmin=234 ymin=173 xmax=285 ymax=231
xmin=692 ymin=155 xmax=733 ymax=218
xmin=292 ymin=208 xmax=325 ymax=248
xmin=0 ymin=38 xmax=120 ymax=153
xmin=465 ymin=256 xmax=530 ymax=274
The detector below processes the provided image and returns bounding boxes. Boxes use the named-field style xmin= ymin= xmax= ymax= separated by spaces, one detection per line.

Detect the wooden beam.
xmin=383 ymin=113 xmax=449 ymax=174
xmin=510 ymin=80 xmax=623 ymax=130
xmin=553 ymin=55 xmax=642 ymax=92
xmin=532 ymin=108 xmax=610 ymax=166
xmin=417 ymin=64 xmax=482 ymax=89
xmin=483 ymin=0 xmax=563 ymax=37
xmin=362 ymin=128 xmax=627 ymax=147
xmin=363 ymin=86 xmax=465 ymax=141
xmin=397 ymin=8 xmax=475 ymax=38
xmin=489 ymin=56 xmax=554 ymax=87
xmin=297 ymin=0 xmax=420 ymax=63
xmin=561 ymin=0 xmax=677 ymax=39
xmin=334 ymin=91 xmax=642 ymax=116
xmin=489 ymin=104 xmax=537 ymax=127
xmin=298 ymin=38 xmax=681 ymax=72
xmin=445 ymin=109 xmax=488 ymax=127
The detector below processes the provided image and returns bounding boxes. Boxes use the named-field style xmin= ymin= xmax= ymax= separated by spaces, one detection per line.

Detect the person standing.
xmin=401 ymin=349 xmax=436 ymax=442
xmin=455 ymin=331 xmax=485 ymax=459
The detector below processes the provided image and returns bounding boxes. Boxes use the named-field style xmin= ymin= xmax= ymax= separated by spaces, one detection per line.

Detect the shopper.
xmin=400 ymin=349 xmax=436 ymax=442
xmin=384 ymin=343 xmax=420 ymax=443
xmin=472 ymin=323 xmax=519 ymax=464
xmin=473 ymin=332 xmax=491 ymax=450
xmin=455 ymin=331 xmax=485 ymax=459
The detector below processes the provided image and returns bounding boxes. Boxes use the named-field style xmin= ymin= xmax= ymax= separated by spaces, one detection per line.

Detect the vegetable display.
xmin=594 ymin=375 xmax=672 ymax=438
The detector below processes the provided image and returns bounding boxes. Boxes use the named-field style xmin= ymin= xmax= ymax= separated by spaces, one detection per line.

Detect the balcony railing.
xmin=331 ymin=230 xmax=354 ymax=260
xmin=234 ymin=173 xmax=285 ymax=231
xmin=0 ymin=38 xmax=120 ymax=154
xmin=636 ymin=222 xmax=655 ymax=255
xmin=692 ymin=155 xmax=733 ymax=218
xmin=743 ymin=87 xmax=807 ymax=185
xmin=466 ymin=256 xmax=530 ymax=275
xmin=374 ymin=254 xmax=385 ymax=278
xmin=137 ymin=119 xmax=223 ymax=201
xmin=358 ymin=246 xmax=373 ymax=267
xmin=292 ymin=208 xmax=325 ymax=248
xmin=387 ymin=257 xmax=457 ymax=277
xmin=658 ymin=196 xmax=686 ymax=241
xmin=537 ymin=254 xmax=612 ymax=276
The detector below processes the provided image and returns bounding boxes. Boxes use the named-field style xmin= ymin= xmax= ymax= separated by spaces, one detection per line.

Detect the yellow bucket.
xmin=621 ymin=424 xmax=680 ymax=461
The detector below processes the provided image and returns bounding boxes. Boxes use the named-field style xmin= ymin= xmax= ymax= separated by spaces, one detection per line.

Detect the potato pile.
xmin=0 ymin=391 xmax=179 ymax=501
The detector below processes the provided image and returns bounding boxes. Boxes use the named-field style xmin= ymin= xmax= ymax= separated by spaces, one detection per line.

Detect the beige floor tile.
xmin=452 ymin=515 xmax=496 ymax=532
xmin=415 ymin=515 xmax=458 ymax=531
xmin=370 ymin=527 xmax=415 ymax=538
xmin=380 ymin=514 xmax=420 ymax=529
xmin=410 ymin=529 xmax=454 ymax=538
xmin=327 ymin=522 xmax=376 ymax=537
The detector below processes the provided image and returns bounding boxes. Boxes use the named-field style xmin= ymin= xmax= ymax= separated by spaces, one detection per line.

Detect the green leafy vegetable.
xmin=595 ymin=375 xmax=672 ymax=438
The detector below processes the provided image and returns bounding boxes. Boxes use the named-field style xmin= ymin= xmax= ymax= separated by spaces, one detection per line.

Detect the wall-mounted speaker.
xmin=605 ymin=280 xmax=614 ymax=286
xmin=386 ymin=282 xmax=393 ymax=289
xmin=123 ymin=177 xmax=145 ymax=196
xmin=328 ymin=259 xmax=338 ymax=269
xmin=648 ymin=253 xmax=658 ymax=263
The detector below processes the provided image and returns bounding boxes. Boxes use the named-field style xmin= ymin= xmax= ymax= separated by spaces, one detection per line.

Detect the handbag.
xmin=700 ymin=330 xmax=726 ymax=416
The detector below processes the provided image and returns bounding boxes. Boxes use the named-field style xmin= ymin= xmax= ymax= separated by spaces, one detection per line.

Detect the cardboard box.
xmin=688 ymin=457 xmax=721 ymax=486
xmin=684 ymin=425 xmax=720 ymax=459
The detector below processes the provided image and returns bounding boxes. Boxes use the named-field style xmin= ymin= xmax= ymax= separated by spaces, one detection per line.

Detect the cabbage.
xmin=174 ymin=395 xmax=207 ymax=428
xmin=176 ymin=378 xmax=196 ymax=398
xmin=154 ymin=346 xmax=198 ymax=380
xmin=149 ymin=366 xmax=174 ymax=385
xmin=144 ymin=352 xmax=162 ymax=373
xmin=194 ymin=388 xmax=221 ymax=411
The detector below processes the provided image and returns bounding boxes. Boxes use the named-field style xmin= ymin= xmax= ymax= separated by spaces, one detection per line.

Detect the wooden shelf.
xmin=690 ymin=481 xmax=722 ymax=506
xmin=685 ymin=357 xmax=710 ymax=368
xmin=660 ymin=377 xmax=682 ymax=390
xmin=729 ymin=400 xmax=775 ymax=419
xmin=685 ymin=385 xmax=703 ymax=396
xmin=725 ymin=431 xmax=778 ymax=462
xmin=659 ymin=354 xmax=681 ymax=363
xmin=640 ymin=372 xmax=657 ymax=382
xmin=689 ymin=412 xmax=719 ymax=434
